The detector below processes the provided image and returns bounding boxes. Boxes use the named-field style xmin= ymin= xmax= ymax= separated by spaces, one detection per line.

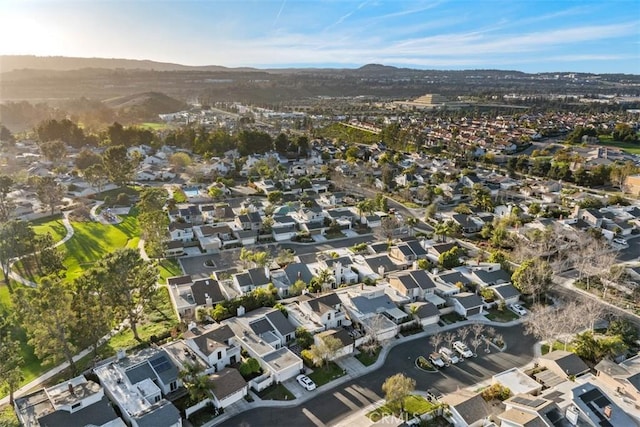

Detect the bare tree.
xmin=471 ymin=322 xmax=485 ymax=342
xmin=457 ymin=326 xmax=471 ymax=344
xmin=444 ymin=331 xmax=457 ymax=350
xmin=581 ymin=298 xmax=608 ymax=332
xmin=524 ymin=305 xmax=562 ymax=352
xmin=429 ymin=333 xmax=444 ymax=352
xmin=470 ymin=337 xmax=482 ymax=356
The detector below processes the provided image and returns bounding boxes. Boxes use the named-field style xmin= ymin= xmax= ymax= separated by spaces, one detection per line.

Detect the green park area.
xmin=1 ymin=208 xmax=181 ymax=397
xmin=596 ymin=135 xmax=640 ymax=155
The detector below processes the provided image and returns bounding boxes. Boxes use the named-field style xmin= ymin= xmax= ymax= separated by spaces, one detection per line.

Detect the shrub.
xmin=239 ymin=358 xmax=262 ymax=378
xmin=116 ymin=192 xmax=130 ymax=206
xmin=481 ymin=383 xmax=511 ymax=401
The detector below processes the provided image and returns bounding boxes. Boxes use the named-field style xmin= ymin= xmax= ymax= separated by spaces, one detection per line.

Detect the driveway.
xmin=219 ymin=324 xmax=536 ymax=427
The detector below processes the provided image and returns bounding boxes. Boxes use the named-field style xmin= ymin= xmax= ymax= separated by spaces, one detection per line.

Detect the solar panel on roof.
xmin=150 ymin=355 xmax=172 ymax=373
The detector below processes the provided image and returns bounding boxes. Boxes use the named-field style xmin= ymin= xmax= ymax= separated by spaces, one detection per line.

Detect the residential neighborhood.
xmin=2 ymin=94 xmax=640 ymax=427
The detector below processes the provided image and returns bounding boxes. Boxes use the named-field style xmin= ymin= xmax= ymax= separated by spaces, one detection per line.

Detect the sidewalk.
xmin=206 ymin=317 xmax=526 ymax=426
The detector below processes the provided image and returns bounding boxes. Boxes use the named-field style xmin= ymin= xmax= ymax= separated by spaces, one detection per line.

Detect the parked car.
xmin=426 ymin=388 xmax=444 ymax=402
xmin=296 ymin=374 xmax=316 ymax=391
xmin=613 ymin=237 xmax=628 ymax=246
xmin=453 ymin=340 xmax=473 ymax=358
xmin=439 ymin=347 xmax=460 ymax=364
xmin=509 ymin=303 xmax=527 ymax=316
xmin=429 ymin=352 xmax=446 ymax=368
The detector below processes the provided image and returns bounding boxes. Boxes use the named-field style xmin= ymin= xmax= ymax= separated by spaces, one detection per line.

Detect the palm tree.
xmin=311 ymin=268 xmax=335 ymax=293
xmin=405 ymin=216 xmax=418 ymax=237
xmin=179 ymin=362 xmax=214 ymax=403
xmin=433 ymin=221 xmax=450 ymax=243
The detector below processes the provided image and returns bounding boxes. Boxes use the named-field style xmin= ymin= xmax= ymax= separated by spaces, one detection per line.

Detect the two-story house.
xmin=183 ymin=324 xmax=241 ymax=372
xmin=296 ymin=292 xmax=350 ymax=330
xmin=232 ymin=267 xmax=271 ymax=294
xmin=388 ymin=269 xmax=437 ymax=301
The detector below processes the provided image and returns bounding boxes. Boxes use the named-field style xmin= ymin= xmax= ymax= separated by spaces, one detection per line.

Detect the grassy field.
xmin=596 ymin=135 xmax=640 ymax=155
xmin=158 ymin=258 xmax=183 ymax=283
xmin=59 ymin=214 xmax=141 ymax=280
xmin=93 ymin=186 xmax=140 ymax=202
xmin=30 ymin=214 xmax=67 ymax=243
xmin=368 ymin=395 xmax=436 ymax=420
xmin=138 ymin=122 xmax=172 ymax=130
xmin=485 ymin=308 xmax=519 ymax=322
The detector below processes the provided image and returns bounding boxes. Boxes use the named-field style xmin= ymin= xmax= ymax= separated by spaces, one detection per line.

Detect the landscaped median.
xmin=367 ymin=395 xmax=439 ymax=422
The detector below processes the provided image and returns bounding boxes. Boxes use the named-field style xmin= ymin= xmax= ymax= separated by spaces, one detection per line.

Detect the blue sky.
xmin=1 ymin=0 xmax=639 ymax=73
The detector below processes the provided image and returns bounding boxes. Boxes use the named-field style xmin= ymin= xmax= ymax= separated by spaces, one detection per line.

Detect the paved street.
xmin=219 ymin=324 xmax=536 ymax=427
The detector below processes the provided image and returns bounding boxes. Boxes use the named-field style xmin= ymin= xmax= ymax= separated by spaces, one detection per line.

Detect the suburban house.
xmin=571 ymin=382 xmax=636 ymax=427
xmin=94 ymin=348 xmax=182 ymax=427
xmin=223 ymin=308 xmax=302 ymax=384
xmin=168 ymin=221 xmax=194 ymax=242
xmin=14 ymin=375 xmax=124 ymax=427
xmin=441 ymin=390 xmax=493 ymax=427
xmin=292 ymin=292 xmax=350 ymax=331
xmin=405 ymin=301 xmax=440 ymax=327
xmin=451 ymin=214 xmax=483 ymax=234
xmin=183 ymin=324 xmax=242 ymax=372
xmin=538 ymin=350 xmax=590 ymax=380
xmin=340 ymin=287 xmax=405 ymax=340
xmin=500 ymin=394 xmax=564 ymax=427
xmin=388 ymin=269 xmax=437 ymax=301
xmin=209 ymin=368 xmax=248 ymax=409
xmin=595 ymin=355 xmax=640 ymax=405
xmin=167 ymin=275 xmax=226 ymax=320
xmin=232 ymin=267 xmax=271 ymax=294
xmin=491 ymin=283 xmax=521 ymax=305
xmin=313 ymin=328 xmax=355 ymax=360
xmin=235 ymin=212 xmax=263 ymax=231
xmin=450 ymin=292 xmax=485 ymax=317
xmin=194 ymin=224 xmax=236 ymax=252
xmin=322 ymin=256 xmax=359 ymax=286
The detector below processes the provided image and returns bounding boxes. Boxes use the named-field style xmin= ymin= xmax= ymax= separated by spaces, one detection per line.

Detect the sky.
xmin=0 ymin=0 xmax=639 ymax=73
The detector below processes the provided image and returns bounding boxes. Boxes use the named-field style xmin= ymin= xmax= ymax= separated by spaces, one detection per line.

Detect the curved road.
xmin=220 ymin=324 xmax=536 ymax=427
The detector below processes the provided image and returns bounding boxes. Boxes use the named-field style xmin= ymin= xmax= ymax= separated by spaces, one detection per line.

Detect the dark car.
xmin=426 ymin=388 xmax=444 ymax=402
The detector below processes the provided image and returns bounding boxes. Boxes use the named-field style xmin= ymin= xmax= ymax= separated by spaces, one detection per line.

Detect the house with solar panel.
xmin=94 ymin=348 xmax=182 ymax=427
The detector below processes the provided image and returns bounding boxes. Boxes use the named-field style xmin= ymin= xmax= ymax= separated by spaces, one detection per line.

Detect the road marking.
xmin=344 ymin=386 xmax=374 ymax=406
xmin=334 ymin=391 xmax=360 ymax=411
xmin=302 ymin=408 xmax=326 ymax=427
xmin=351 ymin=384 xmax=382 ymax=402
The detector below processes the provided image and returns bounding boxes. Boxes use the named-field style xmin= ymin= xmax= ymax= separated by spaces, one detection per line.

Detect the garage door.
xmin=466 ymin=307 xmax=482 ymax=317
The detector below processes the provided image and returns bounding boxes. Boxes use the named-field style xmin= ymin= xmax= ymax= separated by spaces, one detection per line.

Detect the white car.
xmin=296 ymin=374 xmax=316 ymax=391
xmin=613 ymin=238 xmax=628 ymax=246
xmin=509 ymin=303 xmax=528 ymax=316
xmin=453 ymin=340 xmax=473 ymax=358
xmin=439 ymin=347 xmax=460 ymax=364
xmin=429 ymin=352 xmax=446 ymax=368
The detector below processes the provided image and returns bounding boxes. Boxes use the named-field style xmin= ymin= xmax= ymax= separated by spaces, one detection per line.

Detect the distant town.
xmin=1 ymin=62 xmax=640 ymax=427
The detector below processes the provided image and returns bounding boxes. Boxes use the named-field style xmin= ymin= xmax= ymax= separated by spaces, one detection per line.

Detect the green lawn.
xmin=93 ymin=186 xmax=140 ymax=202
xmin=355 ymin=347 xmax=381 ymax=366
xmin=30 ymin=215 xmax=67 ymax=243
xmin=368 ymin=395 xmax=437 ymax=420
xmin=59 ymin=213 xmax=140 ymax=280
xmin=255 ymin=383 xmax=295 ymax=401
xmin=158 ymin=258 xmax=183 ymax=283
xmin=308 ymin=362 xmax=345 ymax=386
xmin=541 ymin=341 xmax=574 ymax=355
xmin=596 ymin=135 xmax=640 ymax=155
xmin=138 ymin=122 xmax=172 ymax=130
xmin=485 ymin=308 xmax=519 ymax=322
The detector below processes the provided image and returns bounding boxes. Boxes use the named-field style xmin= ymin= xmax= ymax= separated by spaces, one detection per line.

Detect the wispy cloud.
xmin=273 ymin=0 xmax=287 ymax=27
xmin=324 ymin=1 xmax=371 ymax=32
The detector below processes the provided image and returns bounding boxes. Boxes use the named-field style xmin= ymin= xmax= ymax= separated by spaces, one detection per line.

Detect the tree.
xmin=311 ymin=268 xmax=335 ymax=293
xmin=405 ymin=216 xmax=418 ymax=237
xmin=0 ymin=175 xmax=15 ymax=222
xmin=524 ymin=305 xmax=561 ymax=350
xmin=238 ymin=358 xmax=262 ymax=378
xmin=290 ymin=279 xmax=307 ymax=296
xmin=169 ymin=152 xmax=192 ymax=171
xmin=75 ymin=148 xmax=102 ymax=171
xmin=102 ymin=145 xmax=134 ymax=186
xmin=0 ymin=220 xmax=35 ymax=285
xmin=433 ymin=221 xmax=451 ymax=243
xmin=381 ymin=216 xmax=400 ymax=240
xmin=296 ymin=327 xmax=314 ymax=350
xmin=34 ymin=176 xmax=66 ymax=215
xmin=14 ymin=277 xmax=79 ymax=372
xmin=381 ymin=373 xmax=416 ymax=414
xmin=179 ymin=362 xmax=213 ymax=402
xmin=511 ymin=259 xmax=552 ymax=303
xmin=267 ymin=191 xmax=283 ymax=204
xmin=425 ymin=203 xmax=438 ymax=220
xmin=275 ymin=249 xmax=295 ymax=267
xmin=99 ymin=248 xmax=158 ymax=342
xmin=307 ymin=334 xmax=343 ymax=367
xmin=83 ymin=163 xmax=108 ymax=193
xmin=39 ymin=139 xmax=67 ymax=164
xmin=137 ymin=188 xmax=169 ymax=258
xmin=444 ymin=331 xmax=457 ymax=351
xmin=488 ymin=250 xmax=511 ymax=273
xmin=73 ymin=267 xmax=117 ymax=358
xmin=274 ymin=133 xmax=290 ymax=153
xmin=429 ymin=333 xmax=444 ymax=352
xmin=458 ymin=326 xmax=471 ymax=344
xmin=0 ymin=332 xmax=23 ymax=405
xmin=439 ymin=246 xmax=463 ymax=269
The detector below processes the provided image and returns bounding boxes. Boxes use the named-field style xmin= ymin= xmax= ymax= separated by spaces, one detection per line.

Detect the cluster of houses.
xmin=439 ymin=349 xmax=640 ymax=427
